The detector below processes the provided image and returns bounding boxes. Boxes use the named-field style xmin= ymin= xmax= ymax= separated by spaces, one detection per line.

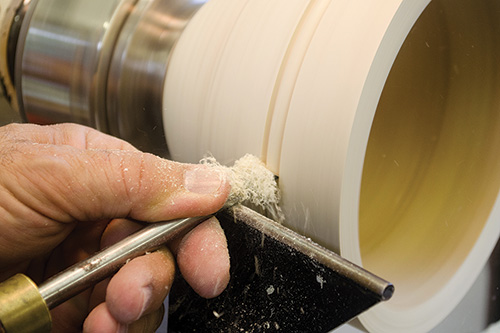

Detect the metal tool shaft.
xmin=39 ymin=215 xmax=209 ymax=309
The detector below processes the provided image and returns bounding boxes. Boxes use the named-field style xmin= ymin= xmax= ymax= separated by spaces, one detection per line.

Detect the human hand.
xmin=0 ymin=123 xmax=231 ymax=332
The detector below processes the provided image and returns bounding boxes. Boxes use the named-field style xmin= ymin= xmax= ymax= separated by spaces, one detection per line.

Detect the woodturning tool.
xmin=0 ymin=207 xmax=394 ymax=333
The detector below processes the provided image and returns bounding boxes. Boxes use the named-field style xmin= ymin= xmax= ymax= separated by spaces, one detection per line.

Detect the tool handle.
xmin=0 ymin=274 xmax=51 ymax=333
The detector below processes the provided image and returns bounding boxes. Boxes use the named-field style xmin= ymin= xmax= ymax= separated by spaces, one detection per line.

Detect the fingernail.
xmin=184 ymin=167 xmax=224 ymax=194
xmin=139 ymin=285 xmax=153 ymax=319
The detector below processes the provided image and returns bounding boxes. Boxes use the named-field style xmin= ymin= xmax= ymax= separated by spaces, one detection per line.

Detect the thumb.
xmin=3 ymin=142 xmax=230 ymax=224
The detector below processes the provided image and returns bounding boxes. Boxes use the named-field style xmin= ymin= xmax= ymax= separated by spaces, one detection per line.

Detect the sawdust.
xmin=200 ymin=154 xmax=284 ymax=223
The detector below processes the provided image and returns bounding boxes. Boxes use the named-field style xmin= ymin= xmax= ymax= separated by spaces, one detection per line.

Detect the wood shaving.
xmin=200 ymin=154 xmax=284 ymax=222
